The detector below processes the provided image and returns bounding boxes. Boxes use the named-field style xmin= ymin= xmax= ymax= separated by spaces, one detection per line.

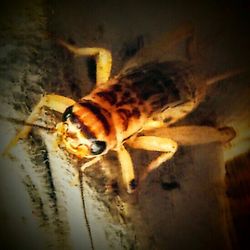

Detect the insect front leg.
xmin=2 ymin=94 xmax=75 ymax=155
xmin=126 ymin=136 xmax=178 ymax=182
xmin=58 ymin=40 xmax=112 ymax=85
xmin=117 ymin=145 xmax=136 ymax=194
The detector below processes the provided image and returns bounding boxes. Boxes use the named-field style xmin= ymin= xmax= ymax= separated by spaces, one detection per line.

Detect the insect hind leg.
xmin=143 ymin=125 xmax=236 ymax=145
xmin=2 ymin=94 xmax=75 ymax=156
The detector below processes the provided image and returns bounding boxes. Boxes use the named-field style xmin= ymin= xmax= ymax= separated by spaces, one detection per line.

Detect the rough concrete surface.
xmin=0 ymin=0 xmax=249 ymax=250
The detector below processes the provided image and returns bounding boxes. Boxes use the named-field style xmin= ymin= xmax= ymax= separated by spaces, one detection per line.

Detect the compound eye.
xmin=90 ymin=140 xmax=106 ymax=155
xmin=62 ymin=105 xmax=73 ymax=122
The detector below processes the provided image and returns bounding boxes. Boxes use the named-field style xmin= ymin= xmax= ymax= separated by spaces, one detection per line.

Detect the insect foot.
xmin=128 ymin=178 xmax=138 ymax=193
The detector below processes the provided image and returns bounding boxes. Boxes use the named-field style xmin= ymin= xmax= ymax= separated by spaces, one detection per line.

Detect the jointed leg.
xmin=186 ymin=27 xmax=199 ymax=61
xmin=205 ymin=68 xmax=246 ymax=86
xmin=81 ymin=156 xmax=102 ymax=172
xmin=143 ymin=125 xmax=236 ymax=145
xmin=142 ymin=120 xmax=165 ymax=131
xmin=58 ymin=40 xmax=112 ymax=85
xmin=127 ymin=136 xmax=178 ymax=182
xmin=2 ymin=94 xmax=75 ymax=155
xmin=117 ymin=145 xmax=136 ymax=193
xmin=144 ymin=22 xmax=194 ymax=55
xmin=121 ymin=23 xmax=195 ymax=72
xmin=152 ymin=101 xmax=198 ymax=126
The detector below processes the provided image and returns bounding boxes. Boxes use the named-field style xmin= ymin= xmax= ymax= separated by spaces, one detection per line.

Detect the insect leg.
xmin=206 ymin=68 xmax=246 ymax=86
xmin=144 ymin=22 xmax=194 ymax=54
xmin=2 ymin=94 xmax=75 ymax=155
xmin=119 ymin=22 xmax=195 ymax=72
xmin=126 ymin=136 xmax=178 ymax=182
xmin=152 ymin=100 xmax=197 ymax=126
xmin=58 ymin=40 xmax=112 ymax=85
xmin=143 ymin=125 xmax=236 ymax=145
xmin=185 ymin=26 xmax=200 ymax=61
xmin=81 ymin=156 xmax=102 ymax=172
xmin=142 ymin=120 xmax=165 ymax=130
xmin=117 ymin=145 xmax=136 ymax=193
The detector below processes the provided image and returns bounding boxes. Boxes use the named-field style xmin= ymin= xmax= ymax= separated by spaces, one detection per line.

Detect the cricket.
xmin=2 ymin=24 xmax=241 ymax=194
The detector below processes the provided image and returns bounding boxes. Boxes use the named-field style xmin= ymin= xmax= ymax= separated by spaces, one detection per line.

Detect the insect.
xmin=3 ymin=24 xmax=240 ymax=194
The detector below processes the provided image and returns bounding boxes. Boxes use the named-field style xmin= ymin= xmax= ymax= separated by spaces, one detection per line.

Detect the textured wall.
xmin=0 ymin=0 xmax=249 ymax=249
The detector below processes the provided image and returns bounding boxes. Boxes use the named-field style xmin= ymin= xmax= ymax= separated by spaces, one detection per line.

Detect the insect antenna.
xmin=0 ymin=115 xmax=56 ymax=132
xmin=78 ymin=171 xmax=95 ymax=250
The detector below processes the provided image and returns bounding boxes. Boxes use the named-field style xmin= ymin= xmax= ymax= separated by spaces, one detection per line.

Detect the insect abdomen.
xmin=119 ymin=61 xmax=196 ymax=114
xmin=76 ymin=61 xmax=198 ymax=144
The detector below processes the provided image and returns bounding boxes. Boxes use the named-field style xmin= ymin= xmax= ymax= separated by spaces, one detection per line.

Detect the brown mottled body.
xmin=71 ymin=61 xmax=204 ymax=152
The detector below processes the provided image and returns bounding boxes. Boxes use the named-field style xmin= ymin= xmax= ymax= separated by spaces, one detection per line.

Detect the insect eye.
xmin=90 ymin=140 xmax=106 ymax=155
xmin=62 ymin=106 xmax=73 ymax=121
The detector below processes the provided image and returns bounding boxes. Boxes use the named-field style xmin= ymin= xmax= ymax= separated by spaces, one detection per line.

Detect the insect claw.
xmin=127 ymin=178 xmax=137 ymax=194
